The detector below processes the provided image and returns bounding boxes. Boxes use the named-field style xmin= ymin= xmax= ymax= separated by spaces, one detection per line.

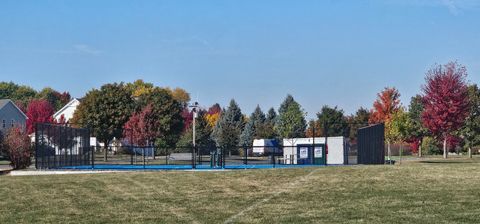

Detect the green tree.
xmin=385 ymin=109 xmax=409 ymax=160
xmin=168 ymin=87 xmax=191 ymax=108
xmin=136 ymin=87 xmax=184 ymax=148
xmin=211 ymin=99 xmax=245 ymax=154
xmin=256 ymin=107 xmax=277 ymax=139
xmin=176 ymin=110 xmax=215 ymax=153
xmin=460 ymin=84 xmax=480 ymax=158
xmin=240 ymin=105 xmax=266 ymax=146
xmin=406 ymin=95 xmax=429 ymax=156
xmin=36 ymin=87 xmax=71 ymax=111
xmin=72 ymin=83 xmax=134 ymax=161
xmin=276 ymin=95 xmax=306 ymax=143
xmin=316 ymin=105 xmax=348 ymax=137
xmin=0 ymin=82 xmax=37 ymax=107
xmin=126 ymin=79 xmax=154 ymax=98
xmin=347 ymin=107 xmax=370 ymax=140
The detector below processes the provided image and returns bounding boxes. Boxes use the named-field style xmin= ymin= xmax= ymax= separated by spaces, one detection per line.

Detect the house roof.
xmin=0 ymin=99 xmax=28 ymax=119
xmin=53 ymin=98 xmax=80 ymax=118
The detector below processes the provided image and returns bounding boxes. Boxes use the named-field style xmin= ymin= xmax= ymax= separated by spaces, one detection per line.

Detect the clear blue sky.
xmin=1 ymin=0 xmax=479 ymax=119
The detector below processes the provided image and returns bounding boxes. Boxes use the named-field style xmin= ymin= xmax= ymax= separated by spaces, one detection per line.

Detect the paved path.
xmin=0 ymin=165 xmax=11 ymax=171
xmin=9 ymin=170 xmax=122 ymax=176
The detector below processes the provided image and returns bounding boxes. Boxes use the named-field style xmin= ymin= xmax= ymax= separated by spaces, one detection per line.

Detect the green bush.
xmin=421 ymin=137 xmax=442 ymax=155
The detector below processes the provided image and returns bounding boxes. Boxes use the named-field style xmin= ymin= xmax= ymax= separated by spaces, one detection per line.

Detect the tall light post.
xmin=189 ymin=102 xmax=199 ymax=168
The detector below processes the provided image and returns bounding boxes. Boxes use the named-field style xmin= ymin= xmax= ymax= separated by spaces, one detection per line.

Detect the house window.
xmin=2 ymin=120 xmax=5 ymax=128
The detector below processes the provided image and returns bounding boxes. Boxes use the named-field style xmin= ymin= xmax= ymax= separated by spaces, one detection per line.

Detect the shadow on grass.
xmin=419 ymin=160 xmax=477 ymax=164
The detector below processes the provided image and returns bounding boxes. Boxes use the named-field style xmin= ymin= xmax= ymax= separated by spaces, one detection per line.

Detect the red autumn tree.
xmin=181 ymin=108 xmax=193 ymax=131
xmin=55 ymin=114 xmax=68 ymax=125
xmin=369 ymin=87 xmax=401 ymax=124
xmin=123 ymin=104 xmax=159 ymax=147
xmin=2 ymin=125 xmax=32 ymax=169
xmin=207 ymin=103 xmax=221 ymax=115
xmin=422 ymin=61 xmax=469 ymax=159
xmin=25 ymin=99 xmax=55 ymax=134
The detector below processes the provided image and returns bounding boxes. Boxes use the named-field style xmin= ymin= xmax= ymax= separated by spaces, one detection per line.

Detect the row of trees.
xmin=0 ymin=82 xmax=71 ymax=111
xmin=371 ymin=62 xmax=479 ymax=159
xmin=2 ymin=61 xmax=479 ymax=161
xmin=0 ymin=82 xmax=72 ymax=134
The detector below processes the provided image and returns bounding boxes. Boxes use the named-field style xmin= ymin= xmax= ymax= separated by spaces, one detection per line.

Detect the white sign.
xmin=299 ymin=147 xmax=308 ymax=159
xmin=314 ymin=147 xmax=323 ymax=158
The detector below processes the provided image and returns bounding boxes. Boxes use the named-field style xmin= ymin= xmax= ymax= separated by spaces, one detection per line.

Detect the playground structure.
xmin=34 ymin=123 xmax=385 ymax=170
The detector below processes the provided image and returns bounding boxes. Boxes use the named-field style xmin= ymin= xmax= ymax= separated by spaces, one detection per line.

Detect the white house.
xmin=53 ymin=98 xmax=81 ymax=122
xmin=283 ymin=137 xmax=348 ymax=165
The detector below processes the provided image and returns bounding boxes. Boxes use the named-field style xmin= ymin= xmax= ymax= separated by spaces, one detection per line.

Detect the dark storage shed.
xmin=357 ymin=123 xmax=385 ymax=165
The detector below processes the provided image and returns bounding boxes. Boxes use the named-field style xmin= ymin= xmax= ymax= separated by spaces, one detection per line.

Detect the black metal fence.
xmin=88 ymin=143 xmax=336 ymax=169
xmin=34 ymin=122 xmax=386 ymax=169
xmin=35 ymin=123 xmax=92 ymax=169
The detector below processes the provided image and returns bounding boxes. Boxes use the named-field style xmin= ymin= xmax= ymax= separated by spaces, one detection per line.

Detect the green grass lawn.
xmin=1 ymin=158 xmax=480 ymax=223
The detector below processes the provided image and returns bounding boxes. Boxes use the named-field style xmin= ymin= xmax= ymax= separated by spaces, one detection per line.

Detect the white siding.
xmin=282 ymin=137 xmax=347 ymax=165
xmin=54 ymin=99 xmax=80 ymax=122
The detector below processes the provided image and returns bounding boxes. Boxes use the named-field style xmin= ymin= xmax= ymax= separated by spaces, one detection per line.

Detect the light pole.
xmin=189 ymin=102 xmax=199 ymax=168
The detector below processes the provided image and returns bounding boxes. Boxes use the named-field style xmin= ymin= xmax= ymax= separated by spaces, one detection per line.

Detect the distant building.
xmin=0 ymin=99 xmax=28 ymax=134
xmin=252 ymin=139 xmax=279 ymax=156
xmin=53 ymin=98 xmax=80 ymax=122
xmin=283 ymin=137 xmax=348 ymax=165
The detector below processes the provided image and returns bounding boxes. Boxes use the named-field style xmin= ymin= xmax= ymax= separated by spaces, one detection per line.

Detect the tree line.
xmin=1 ymin=61 xmax=479 ymax=162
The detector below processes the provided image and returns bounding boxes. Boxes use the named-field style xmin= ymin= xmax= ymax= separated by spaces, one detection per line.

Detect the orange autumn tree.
xmin=205 ymin=103 xmax=221 ymax=128
xmin=369 ymin=87 xmax=402 ymax=160
xmin=369 ymin=87 xmax=401 ymax=124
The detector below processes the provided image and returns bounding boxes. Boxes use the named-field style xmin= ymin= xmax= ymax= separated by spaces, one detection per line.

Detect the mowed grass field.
xmin=1 ymin=158 xmax=480 ymax=223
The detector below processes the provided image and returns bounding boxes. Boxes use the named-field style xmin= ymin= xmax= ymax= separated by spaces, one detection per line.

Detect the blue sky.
xmin=1 ymin=0 xmax=479 ymax=119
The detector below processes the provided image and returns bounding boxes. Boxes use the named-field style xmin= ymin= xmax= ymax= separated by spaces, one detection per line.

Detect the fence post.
xmin=324 ymin=120 xmax=328 ymax=166
xmin=222 ymin=147 xmax=225 ymax=168
xmin=143 ymin=148 xmax=145 ymax=168
xmin=35 ymin=123 xmax=39 ymax=169
xmin=244 ymin=145 xmax=247 ymax=165
xmin=165 ymin=148 xmax=168 ymax=165
xmin=91 ymin=146 xmax=95 ymax=169
xmin=192 ymin=146 xmax=196 ymax=169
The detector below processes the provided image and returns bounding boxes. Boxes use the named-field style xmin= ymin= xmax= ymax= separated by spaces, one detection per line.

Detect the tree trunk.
xmin=399 ymin=144 xmax=403 ymax=165
xmin=468 ymin=147 xmax=472 ymax=159
xmin=443 ymin=137 xmax=447 ymax=159
xmin=387 ymin=141 xmax=391 ymax=164
xmin=418 ymin=139 xmax=422 ymax=158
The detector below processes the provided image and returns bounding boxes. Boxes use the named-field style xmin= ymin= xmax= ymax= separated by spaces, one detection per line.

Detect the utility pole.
xmin=189 ymin=102 xmax=199 ymax=168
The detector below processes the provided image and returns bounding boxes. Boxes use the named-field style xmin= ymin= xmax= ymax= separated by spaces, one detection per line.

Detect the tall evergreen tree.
xmin=276 ymin=95 xmax=306 ymax=143
xmin=240 ymin=105 xmax=266 ymax=146
xmin=316 ymin=105 xmax=348 ymax=137
xmin=259 ymin=107 xmax=278 ymax=139
xmin=347 ymin=107 xmax=370 ymax=140
xmin=211 ymin=99 xmax=245 ymax=154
